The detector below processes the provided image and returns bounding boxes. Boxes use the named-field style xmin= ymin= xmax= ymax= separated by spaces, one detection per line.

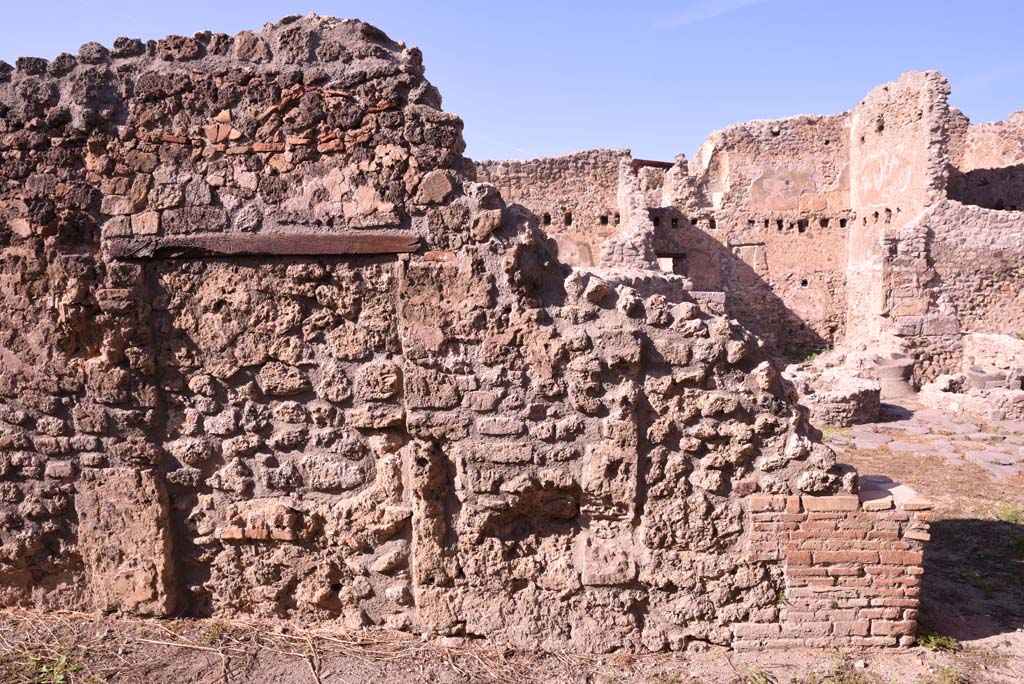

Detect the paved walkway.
xmin=827 ymin=402 xmax=1024 ymax=481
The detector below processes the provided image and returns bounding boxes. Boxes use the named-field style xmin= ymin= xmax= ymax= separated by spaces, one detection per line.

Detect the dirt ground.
xmin=1 ymin=400 xmax=1022 ymax=684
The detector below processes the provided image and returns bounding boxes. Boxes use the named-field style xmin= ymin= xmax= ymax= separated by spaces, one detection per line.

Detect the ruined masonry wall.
xmin=689 ymin=114 xmax=851 ymax=215
xmin=0 ymin=14 xmax=928 ymax=653
xmin=680 ymin=115 xmax=853 ymax=349
xmin=0 ymin=14 xmax=480 ymax=620
xmin=492 ymin=116 xmax=856 ymax=351
xmin=845 ymin=71 xmax=952 ymax=349
xmin=736 ymin=494 xmax=930 ymax=649
xmin=947 ymin=111 xmax=1024 ymax=210
xmin=479 ymin=71 xmax=1024 ymax=383
xmin=475 ymin=149 xmax=627 ymax=267
xmin=884 ymin=200 xmax=1024 ymax=382
xmin=651 ymin=205 xmax=849 ymax=351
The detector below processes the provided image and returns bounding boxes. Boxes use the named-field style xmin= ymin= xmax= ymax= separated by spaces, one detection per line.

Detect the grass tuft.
xmin=820 ymin=427 xmax=852 ymax=444
xmin=18 ymin=651 xmax=83 ymax=684
xmin=996 ymin=502 xmax=1024 ymax=524
xmin=784 ymin=346 xmax=829 ymax=365
xmin=201 ymin=619 xmax=229 ymax=644
xmin=916 ymin=629 xmax=961 ymax=653
xmin=922 ymin=665 xmax=969 ymax=684
xmin=733 ymin=667 xmax=779 ymax=684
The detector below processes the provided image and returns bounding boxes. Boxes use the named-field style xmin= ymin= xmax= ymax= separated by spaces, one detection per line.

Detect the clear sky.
xmin=2 ymin=1 xmax=1022 ymax=162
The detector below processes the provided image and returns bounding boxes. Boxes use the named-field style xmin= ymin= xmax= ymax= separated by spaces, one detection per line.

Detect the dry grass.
xmin=0 ymin=609 xmax=623 ymax=684
xmin=0 ymin=608 xmax=1014 ymax=684
xmin=840 ymin=444 xmax=1024 ymax=519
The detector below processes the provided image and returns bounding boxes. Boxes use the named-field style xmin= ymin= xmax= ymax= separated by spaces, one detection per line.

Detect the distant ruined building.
xmin=479 ymin=77 xmax=1024 ymax=377
xmin=18 ymin=12 xmax=1024 ymax=651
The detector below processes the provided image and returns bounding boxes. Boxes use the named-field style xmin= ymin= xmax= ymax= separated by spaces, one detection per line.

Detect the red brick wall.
xmin=734 ymin=493 xmax=932 ymax=649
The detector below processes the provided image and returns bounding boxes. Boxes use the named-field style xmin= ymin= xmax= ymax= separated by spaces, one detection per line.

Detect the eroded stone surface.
xmin=0 ymin=14 xmax=938 ymax=653
xmin=76 ymin=468 xmax=177 ymax=615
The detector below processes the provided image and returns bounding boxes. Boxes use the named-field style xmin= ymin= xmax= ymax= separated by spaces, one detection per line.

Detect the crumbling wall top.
xmin=0 ymin=13 xmax=479 ymax=251
xmin=689 ymin=114 xmax=850 ymax=214
xmin=849 ymin=70 xmax=952 ymax=217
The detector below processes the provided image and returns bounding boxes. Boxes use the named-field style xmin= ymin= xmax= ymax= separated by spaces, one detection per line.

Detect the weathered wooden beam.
xmin=106 ymin=232 xmax=421 ymax=260
xmin=631 ymin=158 xmax=675 ymax=171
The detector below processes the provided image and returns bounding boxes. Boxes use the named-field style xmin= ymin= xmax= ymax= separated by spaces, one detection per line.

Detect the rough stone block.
xmin=75 ymin=468 xmax=176 ymax=615
xmin=921 ymin=315 xmax=960 ymax=336
xmin=131 ymin=211 xmax=160 ymax=235
xmin=477 ymin=416 xmax=525 ymax=436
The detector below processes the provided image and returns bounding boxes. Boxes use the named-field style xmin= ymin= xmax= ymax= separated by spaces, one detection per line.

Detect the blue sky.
xmin=2 ymin=1 xmax=1023 ymax=161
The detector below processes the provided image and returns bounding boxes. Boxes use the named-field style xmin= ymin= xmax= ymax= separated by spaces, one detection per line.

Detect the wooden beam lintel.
xmin=631 ymin=158 xmax=675 ymax=171
xmin=106 ymin=232 xmax=421 ymax=260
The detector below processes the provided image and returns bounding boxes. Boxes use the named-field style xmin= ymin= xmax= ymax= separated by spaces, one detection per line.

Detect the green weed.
xmin=923 ymin=665 xmax=969 ymax=684
xmin=996 ymin=502 xmax=1024 ymax=524
xmin=916 ymin=629 xmax=961 ymax=653
xmin=734 ymin=668 xmax=778 ymax=684
xmin=21 ymin=652 xmax=82 ymax=684
xmin=784 ymin=346 xmax=829 ymax=365
xmin=201 ymin=619 xmax=229 ymax=644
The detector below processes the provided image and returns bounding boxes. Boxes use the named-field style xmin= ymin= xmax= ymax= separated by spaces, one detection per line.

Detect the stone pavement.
xmin=828 ymin=402 xmax=1024 ymax=481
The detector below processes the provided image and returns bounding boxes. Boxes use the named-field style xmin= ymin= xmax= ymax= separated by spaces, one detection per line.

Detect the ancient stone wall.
xmin=883 ymin=200 xmax=1024 ymax=381
xmin=473 ymin=68 xmax=1024 ymax=392
xmin=483 ymin=118 xmax=856 ymax=352
xmin=674 ymin=110 xmax=905 ymax=356
xmin=501 ymin=70 xmax=1023 ymax=387
xmin=948 ymin=110 xmax=1024 ymax=210
xmin=475 ymin=149 xmax=626 ymax=267
xmin=688 ymin=114 xmax=851 ymax=215
xmin=848 ymin=72 xmax=950 ymax=220
xmin=478 ymin=73 xmax=1024 ymax=372
xmin=646 ymin=206 xmax=848 ymax=351
xmin=963 ymin=333 xmax=1024 ymax=375
xmin=0 ymin=14 xmax=934 ymax=654
xmin=0 ymin=12 xmax=475 ymax=616
xmin=845 ymin=71 xmax=952 ymax=350
xmin=663 ymin=115 xmax=853 ymax=350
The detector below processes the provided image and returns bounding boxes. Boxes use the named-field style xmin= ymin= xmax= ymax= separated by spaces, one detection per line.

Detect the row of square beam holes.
xmin=541 ymin=209 xmax=898 ymax=231
xmin=660 ymin=213 xmax=898 ymax=231
xmin=541 ymin=212 xmax=618 ymax=227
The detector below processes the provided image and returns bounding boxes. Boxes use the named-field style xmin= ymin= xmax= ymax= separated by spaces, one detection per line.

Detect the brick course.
xmin=735 ymin=493 xmax=931 ymax=649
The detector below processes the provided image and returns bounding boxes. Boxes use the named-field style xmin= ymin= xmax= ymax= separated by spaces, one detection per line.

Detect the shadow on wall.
xmin=650 ymin=207 xmax=830 ymax=356
xmin=501 ymin=205 xmax=573 ymax=309
xmin=948 ymin=165 xmax=1024 ymax=211
xmin=145 ymin=268 xmax=213 ymax=616
xmin=920 ymin=517 xmax=1024 ymax=642
xmin=496 ymin=202 xmax=830 ymax=361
